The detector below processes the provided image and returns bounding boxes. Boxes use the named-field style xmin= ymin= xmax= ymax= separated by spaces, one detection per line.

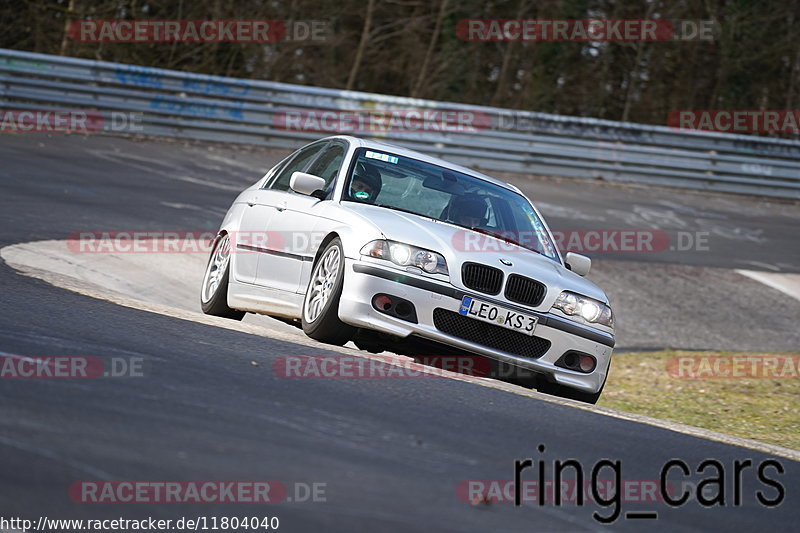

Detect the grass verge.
xmin=597 ymin=350 xmax=800 ymax=450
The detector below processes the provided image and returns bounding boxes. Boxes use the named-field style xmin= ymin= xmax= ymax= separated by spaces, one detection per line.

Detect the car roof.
xmin=322 ymin=135 xmax=521 ymax=193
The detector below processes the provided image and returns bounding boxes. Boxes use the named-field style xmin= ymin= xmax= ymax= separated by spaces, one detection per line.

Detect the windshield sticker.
xmin=365 ymin=151 xmax=399 ymax=164
xmin=354 ymin=191 xmax=370 ymax=200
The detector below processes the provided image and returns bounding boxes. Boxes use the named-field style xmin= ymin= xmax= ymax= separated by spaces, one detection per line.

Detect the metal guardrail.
xmin=1 ymin=48 xmax=799 ymax=199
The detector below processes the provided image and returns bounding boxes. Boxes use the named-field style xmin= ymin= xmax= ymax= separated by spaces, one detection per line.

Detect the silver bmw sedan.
xmin=201 ymin=136 xmax=614 ymax=403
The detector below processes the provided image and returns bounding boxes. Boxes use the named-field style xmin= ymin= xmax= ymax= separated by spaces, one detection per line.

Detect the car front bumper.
xmin=338 ymin=260 xmax=614 ymax=393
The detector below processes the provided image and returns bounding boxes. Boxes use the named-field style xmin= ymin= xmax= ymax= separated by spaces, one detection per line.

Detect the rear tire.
xmin=201 ymin=234 xmax=245 ymax=321
xmin=301 ymin=238 xmax=354 ymax=345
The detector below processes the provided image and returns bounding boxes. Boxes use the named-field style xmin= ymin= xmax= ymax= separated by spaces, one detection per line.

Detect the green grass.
xmin=597 ymin=350 xmax=800 ymax=450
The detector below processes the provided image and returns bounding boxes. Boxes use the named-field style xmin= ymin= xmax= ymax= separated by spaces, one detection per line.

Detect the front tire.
xmin=201 ymin=234 xmax=245 ymax=321
xmin=301 ymin=238 xmax=354 ymax=345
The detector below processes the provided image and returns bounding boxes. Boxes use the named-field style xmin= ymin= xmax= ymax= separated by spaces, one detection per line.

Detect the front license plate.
xmin=458 ymin=296 xmax=538 ymax=336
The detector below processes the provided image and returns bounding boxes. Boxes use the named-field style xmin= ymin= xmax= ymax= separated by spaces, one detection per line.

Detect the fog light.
xmin=373 ymin=294 xmax=393 ymax=311
xmin=579 ymin=355 xmax=596 ymax=373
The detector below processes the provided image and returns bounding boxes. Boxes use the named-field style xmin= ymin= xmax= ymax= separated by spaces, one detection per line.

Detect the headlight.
xmin=360 ymin=240 xmax=449 ymax=275
xmin=551 ymin=291 xmax=613 ymax=328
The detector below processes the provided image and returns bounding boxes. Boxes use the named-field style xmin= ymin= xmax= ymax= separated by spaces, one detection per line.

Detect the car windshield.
xmin=342 ymin=148 xmax=559 ymax=261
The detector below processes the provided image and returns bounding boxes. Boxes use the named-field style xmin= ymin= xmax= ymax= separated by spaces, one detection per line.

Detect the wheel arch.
xmin=312 ymin=231 xmax=342 ymax=267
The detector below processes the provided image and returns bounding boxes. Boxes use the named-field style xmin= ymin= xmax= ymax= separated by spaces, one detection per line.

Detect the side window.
xmin=306 ymin=143 xmax=346 ymax=186
xmin=269 ymin=142 xmax=327 ymax=191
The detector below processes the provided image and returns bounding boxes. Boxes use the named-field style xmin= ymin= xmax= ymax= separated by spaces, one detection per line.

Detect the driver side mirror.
xmin=565 ymin=252 xmax=591 ymax=276
xmin=290 ymin=172 xmax=326 ymax=198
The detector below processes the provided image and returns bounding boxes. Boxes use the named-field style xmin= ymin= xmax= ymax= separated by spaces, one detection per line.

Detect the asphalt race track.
xmin=0 ymin=133 xmax=798 ymax=532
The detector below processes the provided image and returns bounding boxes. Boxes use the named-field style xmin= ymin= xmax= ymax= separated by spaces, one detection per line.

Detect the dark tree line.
xmin=2 ymin=0 xmax=799 ymax=132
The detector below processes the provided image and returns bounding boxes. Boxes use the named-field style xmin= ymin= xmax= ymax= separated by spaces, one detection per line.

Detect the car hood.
xmin=344 ymin=203 xmax=608 ymax=304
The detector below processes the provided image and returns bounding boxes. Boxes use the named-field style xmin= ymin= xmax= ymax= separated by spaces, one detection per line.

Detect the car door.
xmin=233 ymin=142 xmax=326 ymax=284
xmin=231 ymin=157 xmax=290 ymax=284
xmin=255 ymin=140 xmax=348 ymax=293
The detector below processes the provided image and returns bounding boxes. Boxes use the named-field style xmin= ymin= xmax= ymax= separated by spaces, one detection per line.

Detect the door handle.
xmin=276 ymin=201 xmax=287 ymax=212
xmin=247 ymin=202 xmax=255 ymax=207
